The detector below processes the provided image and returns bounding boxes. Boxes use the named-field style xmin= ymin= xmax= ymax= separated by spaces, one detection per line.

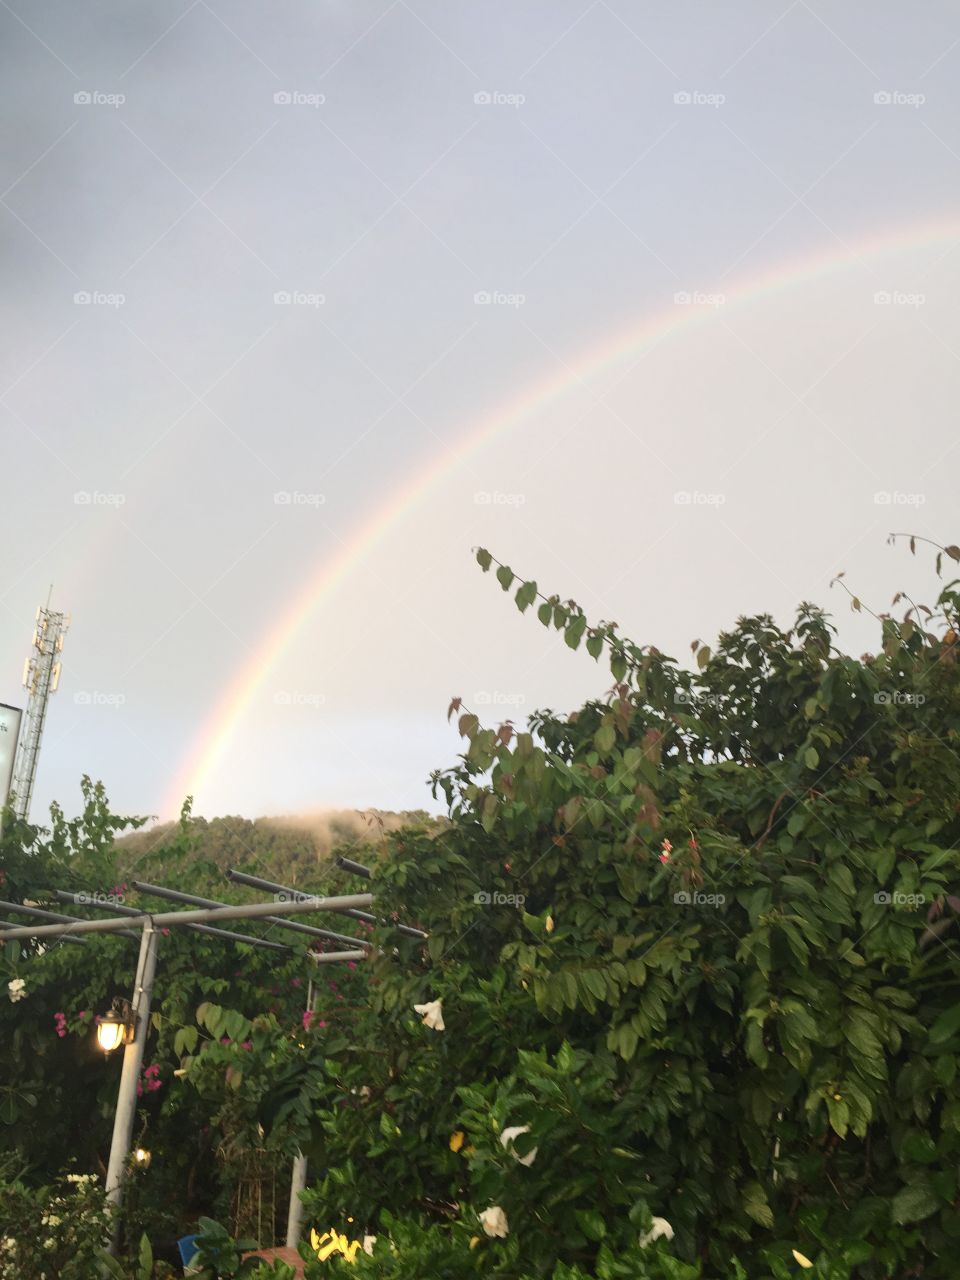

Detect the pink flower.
xmin=347 ymin=961 xmax=357 ymax=971
xmin=240 ymin=1041 xmax=252 ymax=1050
xmin=302 ymin=1010 xmax=312 ymax=1031
xmin=290 ymin=977 xmax=301 ymax=988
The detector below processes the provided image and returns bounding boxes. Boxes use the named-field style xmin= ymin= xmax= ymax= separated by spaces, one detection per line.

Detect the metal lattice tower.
xmin=11 ymin=595 xmax=69 ymax=821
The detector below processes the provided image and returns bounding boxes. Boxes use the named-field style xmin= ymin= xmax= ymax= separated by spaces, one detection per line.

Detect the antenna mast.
xmin=11 ymin=595 xmax=69 ymax=821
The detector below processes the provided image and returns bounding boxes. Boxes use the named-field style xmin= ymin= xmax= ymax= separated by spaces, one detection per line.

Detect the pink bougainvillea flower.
xmin=290 ymin=977 xmax=301 ymax=988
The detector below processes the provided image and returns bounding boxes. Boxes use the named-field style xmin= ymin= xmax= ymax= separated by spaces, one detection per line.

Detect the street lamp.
xmin=96 ymin=999 xmax=135 ymax=1053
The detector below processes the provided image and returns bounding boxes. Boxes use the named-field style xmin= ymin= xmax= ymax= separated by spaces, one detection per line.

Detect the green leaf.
xmin=931 ymin=1004 xmax=960 ymax=1044
xmin=515 ymin=580 xmax=538 ymax=612
xmin=496 ymin=565 xmax=515 ymax=591
xmin=586 ymin=632 xmax=604 ymax=660
xmin=804 ymin=746 xmax=819 ymax=770
xmin=138 ymin=1233 xmax=154 ymax=1274
xmin=742 ymin=1181 xmax=774 ymax=1228
xmin=476 ymin=548 xmax=492 ymax=572
xmin=594 ymin=723 xmax=616 ymax=753
xmin=537 ymin=601 xmax=552 ymax=626
xmin=575 ymin=1208 xmax=606 ymax=1241
xmin=892 ymin=1178 xmax=941 ymax=1224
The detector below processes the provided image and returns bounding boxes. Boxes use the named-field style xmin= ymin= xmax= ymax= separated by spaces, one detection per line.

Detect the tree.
xmin=281 ymin=538 xmax=960 ymax=1278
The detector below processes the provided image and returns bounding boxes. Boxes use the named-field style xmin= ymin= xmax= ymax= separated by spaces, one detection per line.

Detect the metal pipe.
xmin=335 ymin=856 xmax=372 ymax=879
xmin=309 ymin=949 xmax=367 ymax=963
xmin=0 ymin=899 xmax=139 ymax=941
xmin=52 ymin=891 xmax=290 ymax=952
xmin=0 ymin=894 xmax=375 ymax=941
xmin=0 ymin=918 xmax=86 ymax=946
xmin=285 ymin=977 xmax=314 ymax=1248
xmin=226 ymin=869 xmax=427 ymax=940
xmin=105 ymin=923 xmax=159 ymax=1243
xmin=130 ymin=881 xmax=371 ymax=950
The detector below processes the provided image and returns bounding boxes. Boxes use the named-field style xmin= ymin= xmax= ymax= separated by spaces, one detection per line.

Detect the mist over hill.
xmin=114 ymin=808 xmax=442 ymax=888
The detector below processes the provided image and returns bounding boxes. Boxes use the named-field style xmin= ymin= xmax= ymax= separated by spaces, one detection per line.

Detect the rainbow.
xmin=166 ymin=217 xmax=960 ymax=815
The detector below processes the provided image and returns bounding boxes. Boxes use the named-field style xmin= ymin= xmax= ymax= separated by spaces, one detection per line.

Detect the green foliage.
xmin=0 ymin=1163 xmax=114 ymax=1279
xmin=289 ymin=542 xmax=960 ymax=1275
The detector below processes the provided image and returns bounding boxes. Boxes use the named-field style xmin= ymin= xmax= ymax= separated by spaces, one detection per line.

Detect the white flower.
xmin=479 ymin=1205 xmax=509 ymax=1238
xmin=413 ymin=999 xmax=444 ymax=1031
xmin=7 ymin=978 xmax=26 ymax=1003
xmin=362 ymin=1235 xmax=376 ymax=1255
xmin=792 ymin=1250 xmax=814 ymax=1269
xmin=639 ymin=1217 xmax=674 ymax=1247
xmin=500 ymin=1124 xmax=538 ymax=1167
xmin=40 ymin=1214 xmax=61 ymax=1228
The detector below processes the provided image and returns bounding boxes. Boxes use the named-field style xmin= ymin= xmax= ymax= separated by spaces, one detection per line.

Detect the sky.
xmin=1 ymin=0 xmax=959 ymax=827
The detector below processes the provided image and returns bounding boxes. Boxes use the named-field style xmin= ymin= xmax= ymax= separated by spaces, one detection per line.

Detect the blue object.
xmin=177 ymin=1234 xmax=201 ymax=1267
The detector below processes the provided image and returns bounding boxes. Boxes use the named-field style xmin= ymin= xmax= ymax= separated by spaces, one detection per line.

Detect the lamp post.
xmin=104 ymin=923 xmax=159 ymax=1245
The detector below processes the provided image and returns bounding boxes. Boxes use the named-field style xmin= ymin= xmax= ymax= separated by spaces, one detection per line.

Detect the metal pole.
xmin=0 ymin=894 xmax=375 ymax=941
xmin=226 ymin=869 xmax=427 ymax=940
xmin=105 ymin=923 xmax=159 ymax=1243
xmin=285 ymin=977 xmax=314 ymax=1248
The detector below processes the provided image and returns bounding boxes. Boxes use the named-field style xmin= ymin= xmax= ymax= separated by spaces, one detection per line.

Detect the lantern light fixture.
xmin=96 ymin=998 xmax=135 ymax=1053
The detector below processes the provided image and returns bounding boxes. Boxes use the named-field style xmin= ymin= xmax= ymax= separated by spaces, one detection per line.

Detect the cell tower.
xmin=11 ymin=593 xmax=69 ymax=821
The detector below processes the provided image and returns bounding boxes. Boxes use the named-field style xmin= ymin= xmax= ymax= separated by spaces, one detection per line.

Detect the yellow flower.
xmin=545 ymin=915 xmax=555 ymax=933
xmin=449 ymin=1130 xmax=466 ymax=1153
xmin=792 ymin=1249 xmax=814 ymax=1269
xmin=469 ymin=1236 xmax=481 ymax=1249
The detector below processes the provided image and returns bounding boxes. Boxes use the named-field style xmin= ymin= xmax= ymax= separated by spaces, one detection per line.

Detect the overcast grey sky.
xmin=2 ymin=1 xmax=959 ymax=825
